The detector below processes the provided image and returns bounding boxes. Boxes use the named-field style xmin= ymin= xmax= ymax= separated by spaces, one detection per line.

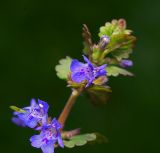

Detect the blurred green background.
xmin=0 ymin=0 xmax=160 ymax=153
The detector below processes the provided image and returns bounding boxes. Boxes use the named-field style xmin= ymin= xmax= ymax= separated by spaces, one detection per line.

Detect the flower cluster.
xmin=70 ymin=55 xmax=107 ymax=87
xmin=12 ymin=99 xmax=49 ymax=128
xmin=12 ymin=99 xmax=64 ymax=153
xmin=11 ymin=19 xmax=136 ymax=153
xmin=30 ymin=118 xmax=64 ymax=153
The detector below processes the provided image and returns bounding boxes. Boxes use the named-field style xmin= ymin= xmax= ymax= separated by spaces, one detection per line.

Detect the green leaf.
xmin=86 ymin=85 xmax=112 ymax=105
xmin=63 ymin=133 xmax=97 ymax=148
xmin=99 ymin=19 xmax=132 ymax=37
xmin=112 ymin=48 xmax=133 ymax=61
xmin=98 ymin=19 xmax=136 ymax=62
xmin=63 ymin=133 xmax=108 ymax=148
xmin=108 ymin=35 xmax=136 ymax=61
xmin=91 ymin=45 xmax=103 ymax=64
xmin=106 ymin=65 xmax=133 ymax=77
xmin=10 ymin=106 xmax=26 ymax=113
xmin=63 ymin=140 xmax=75 ymax=148
xmin=55 ymin=56 xmax=72 ymax=80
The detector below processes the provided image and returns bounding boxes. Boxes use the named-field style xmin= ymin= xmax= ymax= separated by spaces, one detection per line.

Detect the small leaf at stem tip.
xmin=10 ymin=106 xmax=26 ymax=113
xmin=99 ymin=19 xmax=132 ymax=37
xmin=98 ymin=19 xmax=136 ymax=62
xmin=106 ymin=65 xmax=134 ymax=77
xmin=55 ymin=56 xmax=72 ymax=80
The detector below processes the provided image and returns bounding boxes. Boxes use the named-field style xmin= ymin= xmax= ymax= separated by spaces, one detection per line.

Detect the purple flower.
xmin=70 ymin=55 xmax=107 ymax=87
xmin=12 ymin=99 xmax=49 ymax=128
xmin=11 ymin=117 xmax=26 ymax=127
xmin=99 ymin=35 xmax=110 ymax=49
xmin=30 ymin=118 xmax=64 ymax=153
xmin=120 ymin=59 xmax=133 ymax=68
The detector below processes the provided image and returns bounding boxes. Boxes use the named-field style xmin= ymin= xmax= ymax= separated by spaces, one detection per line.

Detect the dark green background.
xmin=0 ymin=0 xmax=160 ymax=153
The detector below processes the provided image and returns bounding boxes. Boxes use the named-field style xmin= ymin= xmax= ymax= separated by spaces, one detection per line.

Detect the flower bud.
xmin=120 ymin=60 xmax=133 ymax=68
xmin=99 ymin=35 xmax=110 ymax=50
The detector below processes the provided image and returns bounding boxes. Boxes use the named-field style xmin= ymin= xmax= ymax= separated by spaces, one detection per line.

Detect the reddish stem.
xmin=58 ymin=89 xmax=81 ymax=129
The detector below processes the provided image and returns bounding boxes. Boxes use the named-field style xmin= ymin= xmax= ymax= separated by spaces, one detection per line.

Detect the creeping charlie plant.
xmin=10 ymin=19 xmax=136 ymax=153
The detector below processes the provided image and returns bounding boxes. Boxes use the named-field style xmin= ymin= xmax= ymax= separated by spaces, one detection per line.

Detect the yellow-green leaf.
xmin=99 ymin=19 xmax=132 ymax=37
xmin=106 ymin=65 xmax=133 ymax=77
xmin=55 ymin=56 xmax=72 ymax=80
xmin=10 ymin=106 xmax=26 ymax=113
xmin=63 ymin=133 xmax=97 ymax=148
xmin=63 ymin=133 xmax=107 ymax=148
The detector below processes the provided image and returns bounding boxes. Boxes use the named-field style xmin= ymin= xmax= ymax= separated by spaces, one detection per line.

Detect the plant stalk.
xmin=58 ymin=89 xmax=82 ymax=129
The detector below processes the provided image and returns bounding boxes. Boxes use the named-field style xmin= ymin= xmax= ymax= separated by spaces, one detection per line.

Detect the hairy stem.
xmin=58 ymin=89 xmax=82 ymax=129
